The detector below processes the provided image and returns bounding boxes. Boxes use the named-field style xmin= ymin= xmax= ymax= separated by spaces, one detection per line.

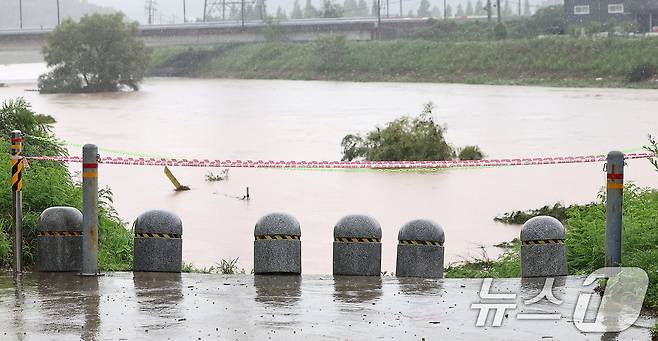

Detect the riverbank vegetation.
xmin=149 ymin=36 xmax=658 ymax=88
xmin=0 ymin=98 xmax=133 ymax=270
xmin=38 ymin=13 xmax=148 ymax=94
xmin=340 ymin=102 xmax=483 ymax=161
xmin=448 ymin=183 xmax=658 ymax=309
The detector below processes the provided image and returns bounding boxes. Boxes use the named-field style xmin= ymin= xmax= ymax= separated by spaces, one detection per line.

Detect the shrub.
xmin=0 ymin=98 xmax=133 ymax=270
xmin=341 ymin=103 xmax=457 ymax=161
xmin=494 ymin=23 xmax=508 ymax=40
xmin=315 ymin=35 xmax=349 ymax=72
xmin=627 ymin=64 xmax=656 ymax=83
xmin=458 ymin=145 xmax=484 ymax=160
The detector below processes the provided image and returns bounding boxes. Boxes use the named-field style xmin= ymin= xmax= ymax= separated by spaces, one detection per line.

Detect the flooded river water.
xmin=1 ymin=63 xmax=657 ymax=273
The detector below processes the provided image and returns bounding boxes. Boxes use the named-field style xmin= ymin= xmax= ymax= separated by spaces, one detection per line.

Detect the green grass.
xmin=0 ymin=98 xmax=133 ymax=271
xmin=447 ymin=184 xmax=658 ymax=309
xmin=149 ymin=37 xmax=658 ymax=88
xmin=181 ymin=257 xmax=247 ymax=274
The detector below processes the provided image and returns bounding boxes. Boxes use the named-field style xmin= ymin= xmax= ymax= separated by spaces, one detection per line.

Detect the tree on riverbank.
xmin=38 ymin=13 xmax=148 ymax=94
xmin=340 ymin=103 xmax=483 ymax=161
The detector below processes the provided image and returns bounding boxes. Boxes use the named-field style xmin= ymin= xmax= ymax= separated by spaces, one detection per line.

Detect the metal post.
xmin=241 ymin=0 xmax=245 ymax=27
xmin=486 ymin=0 xmax=491 ymax=23
xmin=19 ymin=0 xmax=23 ymax=29
xmin=605 ymin=151 xmax=624 ymax=273
xmin=81 ymin=144 xmax=100 ymax=276
xmin=444 ymin=0 xmax=447 ymax=19
xmin=386 ymin=0 xmax=389 ymax=17
xmin=183 ymin=0 xmax=186 ymax=23
xmin=57 ymin=0 xmax=61 ymax=25
xmin=11 ymin=130 xmax=23 ymax=276
xmin=399 ymin=0 xmax=402 ymax=17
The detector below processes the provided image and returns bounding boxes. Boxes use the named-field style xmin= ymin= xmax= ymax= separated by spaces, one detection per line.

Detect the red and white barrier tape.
xmin=23 ymin=152 xmax=655 ymax=169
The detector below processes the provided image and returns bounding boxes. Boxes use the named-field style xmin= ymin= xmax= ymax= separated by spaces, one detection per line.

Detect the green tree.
xmin=502 ymin=0 xmax=513 ymax=17
xmin=343 ymin=0 xmax=358 ymax=16
xmin=431 ymin=5 xmax=442 ymax=18
xmin=292 ymin=0 xmax=304 ymax=18
xmin=254 ymin=0 xmax=267 ymax=19
xmin=455 ymin=3 xmax=464 ymax=16
xmin=445 ymin=4 xmax=453 ymax=17
xmin=276 ymin=6 xmax=288 ymax=19
xmin=304 ymin=0 xmax=319 ymax=17
xmin=38 ymin=13 xmax=148 ymax=94
xmin=341 ymin=103 xmax=458 ymax=161
xmin=417 ymin=0 xmax=431 ymax=17
xmin=357 ymin=0 xmax=369 ymax=15
xmin=321 ymin=0 xmax=344 ymax=17
xmin=475 ymin=0 xmax=485 ymax=14
xmin=466 ymin=0 xmax=474 ymax=15
xmin=524 ymin=5 xmax=565 ymax=34
xmin=372 ymin=0 xmax=379 ymax=16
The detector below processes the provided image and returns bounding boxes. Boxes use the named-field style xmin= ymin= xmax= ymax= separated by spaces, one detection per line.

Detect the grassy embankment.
xmin=0 ymin=98 xmax=133 ymax=271
xmin=149 ymin=37 xmax=658 ymax=88
xmin=446 ymin=184 xmax=658 ymax=310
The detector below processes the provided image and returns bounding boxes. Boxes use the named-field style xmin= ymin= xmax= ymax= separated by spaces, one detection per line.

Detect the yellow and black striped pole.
xmin=10 ymin=130 xmax=23 ymax=275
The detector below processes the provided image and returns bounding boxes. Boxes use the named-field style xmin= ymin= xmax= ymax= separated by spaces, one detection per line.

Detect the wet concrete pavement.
xmin=0 ymin=272 xmax=654 ymax=340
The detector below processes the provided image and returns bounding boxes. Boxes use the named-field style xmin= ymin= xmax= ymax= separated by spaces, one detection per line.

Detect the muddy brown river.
xmin=1 ymin=63 xmax=657 ymax=273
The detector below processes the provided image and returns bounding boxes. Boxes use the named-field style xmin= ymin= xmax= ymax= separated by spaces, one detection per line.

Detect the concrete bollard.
xmin=521 ymin=216 xmax=567 ymax=278
xmin=37 ymin=207 xmax=83 ymax=272
xmin=133 ymin=210 xmax=183 ymax=272
xmin=253 ymin=213 xmax=301 ymax=275
xmin=333 ymin=214 xmax=382 ymax=276
xmin=395 ymin=219 xmax=445 ymax=278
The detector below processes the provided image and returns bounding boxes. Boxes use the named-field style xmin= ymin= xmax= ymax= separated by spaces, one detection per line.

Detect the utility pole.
xmin=444 ymin=0 xmax=447 ymax=20
xmin=386 ymin=0 xmax=389 ymax=17
xmin=204 ymin=0 xmax=208 ymax=21
xmin=183 ymin=0 xmax=186 ymax=23
xmin=57 ymin=0 xmax=61 ymax=25
xmin=399 ymin=0 xmax=402 ymax=17
xmin=222 ymin=0 xmax=226 ymax=20
xmin=518 ymin=0 xmax=520 ymax=16
xmin=486 ymin=0 xmax=491 ymax=23
xmin=145 ymin=0 xmax=157 ymax=25
xmin=241 ymin=0 xmax=245 ymax=27
xmin=19 ymin=0 xmax=23 ymax=29
xmin=496 ymin=0 xmax=501 ymax=23
xmin=377 ymin=0 xmax=381 ymax=38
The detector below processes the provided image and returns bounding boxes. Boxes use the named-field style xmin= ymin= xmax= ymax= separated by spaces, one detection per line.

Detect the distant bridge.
xmin=0 ymin=17 xmax=432 ymax=52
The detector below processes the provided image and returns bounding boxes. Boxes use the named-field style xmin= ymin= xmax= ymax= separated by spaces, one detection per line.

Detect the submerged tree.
xmin=38 ymin=13 xmax=148 ymax=94
xmin=341 ymin=103 xmax=460 ymax=161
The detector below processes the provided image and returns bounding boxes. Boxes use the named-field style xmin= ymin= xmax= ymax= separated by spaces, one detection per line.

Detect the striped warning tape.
xmin=38 ymin=231 xmax=82 ymax=237
xmin=22 ymin=152 xmax=655 ymax=170
xmin=255 ymin=235 xmax=300 ymax=240
xmin=135 ymin=233 xmax=181 ymax=239
xmin=399 ymin=240 xmax=443 ymax=246
xmin=334 ymin=237 xmax=381 ymax=243
xmin=522 ymin=239 xmax=565 ymax=245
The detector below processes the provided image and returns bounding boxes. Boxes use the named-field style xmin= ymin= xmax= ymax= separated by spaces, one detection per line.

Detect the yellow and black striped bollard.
xmin=11 ymin=130 xmax=23 ymax=275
